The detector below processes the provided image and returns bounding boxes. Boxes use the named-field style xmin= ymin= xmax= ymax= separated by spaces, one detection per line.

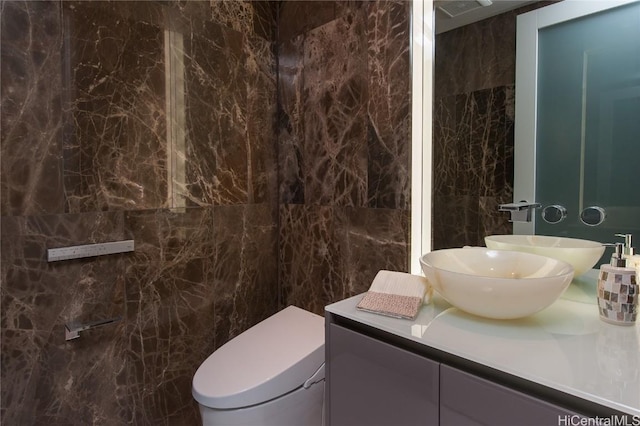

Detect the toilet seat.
xmin=192 ymin=306 xmax=325 ymax=410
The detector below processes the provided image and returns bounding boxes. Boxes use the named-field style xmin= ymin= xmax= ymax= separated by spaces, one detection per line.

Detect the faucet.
xmin=498 ymin=201 xmax=541 ymax=223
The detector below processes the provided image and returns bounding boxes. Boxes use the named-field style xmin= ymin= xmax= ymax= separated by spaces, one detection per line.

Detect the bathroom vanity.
xmin=325 ymin=273 xmax=640 ymax=426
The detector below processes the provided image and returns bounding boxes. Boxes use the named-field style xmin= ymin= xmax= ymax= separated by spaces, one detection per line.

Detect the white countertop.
xmin=325 ymin=270 xmax=640 ymax=416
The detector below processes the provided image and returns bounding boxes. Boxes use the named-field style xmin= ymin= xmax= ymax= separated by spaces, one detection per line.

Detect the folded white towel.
xmin=356 ymin=270 xmax=431 ymax=320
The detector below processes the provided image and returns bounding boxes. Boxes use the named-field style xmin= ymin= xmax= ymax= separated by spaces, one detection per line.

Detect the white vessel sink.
xmin=420 ymin=248 xmax=574 ymax=320
xmin=484 ymin=235 xmax=605 ymax=276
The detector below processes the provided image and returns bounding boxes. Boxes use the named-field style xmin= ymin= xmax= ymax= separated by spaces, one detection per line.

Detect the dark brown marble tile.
xmin=435 ymin=11 xmax=516 ymax=98
xmin=433 ymin=94 xmax=459 ymax=197
xmin=30 ymin=326 xmax=130 ymax=426
xmin=434 ymin=92 xmax=479 ymax=197
xmin=163 ymin=1 xmax=275 ymax=42
xmin=277 ymin=0 xmax=411 ymax=311
xmin=432 ymin=0 xmax=527 ymax=251
xmin=246 ymin=34 xmax=277 ymax=205
xmin=479 ymin=196 xmax=514 ymax=242
xmin=211 ymin=204 xmax=279 ymax=345
xmin=434 ymin=1 xmax=553 ymax=97
xmin=1 ymin=329 xmax=50 ymax=425
xmin=1 ymin=1 xmax=65 ymax=217
xmin=454 ymin=92 xmax=483 ymax=197
xmin=302 ymin=12 xmax=368 ymax=207
xmin=1 ymin=212 xmax=128 ymax=424
xmin=338 ymin=206 xmax=409 ymax=295
xmin=278 ymin=1 xmax=337 ymax=42
xmin=3 ymin=327 xmax=127 ymax=425
xmin=279 ymin=204 xmax=344 ymax=315
xmin=277 ymin=35 xmax=306 ymax=204
xmin=366 ymin=1 xmax=411 ymax=209
xmin=3 ymin=0 xmax=276 ymax=216
xmin=335 ymin=0 xmax=368 ymax=18
xmin=433 ymin=84 xmax=514 ymax=248
xmin=470 ymin=87 xmax=514 ymax=197
xmin=280 ymin=203 xmax=409 ymax=313
xmin=122 ymin=204 xmax=278 ymax=424
xmin=250 ymin=1 xmax=278 ymax=41
xmin=2 ymin=1 xmax=281 ymax=423
xmin=209 ymin=0 xmax=263 ymax=37
xmin=123 ymin=207 xmax=216 ymax=425
xmin=1 ymin=1 xmax=412 ymax=424
xmin=433 ymin=194 xmax=481 ymax=249
xmin=182 ymin=19 xmax=248 ymax=206
xmin=1 ymin=212 xmax=126 ymax=333
xmin=63 ymin=1 xmax=168 ymax=213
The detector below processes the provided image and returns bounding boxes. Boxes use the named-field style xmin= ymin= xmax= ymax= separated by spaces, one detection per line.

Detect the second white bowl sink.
xmin=485 ymin=235 xmax=605 ymax=276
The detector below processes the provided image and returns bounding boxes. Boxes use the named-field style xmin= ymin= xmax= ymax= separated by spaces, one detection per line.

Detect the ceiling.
xmin=435 ymin=0 xmax=538 ymax=34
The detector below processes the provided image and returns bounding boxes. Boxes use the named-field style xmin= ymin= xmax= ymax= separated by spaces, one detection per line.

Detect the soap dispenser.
xmin=597 ymin=243 xmax=638 ymax=326
xmin=617 ymin=233 xmax=640 ymax=279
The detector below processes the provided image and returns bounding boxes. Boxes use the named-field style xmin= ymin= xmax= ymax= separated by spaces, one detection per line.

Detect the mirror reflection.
xmin=433 ymin=0 xmax=640 ymax=251
xmin=433 ymin=0 xmax=540 ymax=249
xmin=522 ymin=0 xmax=640 ymax=248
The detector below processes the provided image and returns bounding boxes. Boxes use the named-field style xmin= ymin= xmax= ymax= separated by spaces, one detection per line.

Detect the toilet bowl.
xmin=192 ymin=306 xmax=325 ymax=426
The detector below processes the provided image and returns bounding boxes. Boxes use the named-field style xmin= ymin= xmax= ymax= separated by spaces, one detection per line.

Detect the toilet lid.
xmin=192 ymin=305 xmax=325 ymax=409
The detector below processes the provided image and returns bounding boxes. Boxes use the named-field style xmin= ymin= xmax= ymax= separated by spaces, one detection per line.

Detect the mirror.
xmin=515 ymin=0 xmax=640 ymax=250
xmin=431 ymin=0 xmax=639 ymax=251
xmin=432 ymin=1 xmax=539 ymax=250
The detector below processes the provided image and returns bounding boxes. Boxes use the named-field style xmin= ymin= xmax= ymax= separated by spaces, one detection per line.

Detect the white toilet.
xmin=192 ymin=305 xmax=325 ymax=426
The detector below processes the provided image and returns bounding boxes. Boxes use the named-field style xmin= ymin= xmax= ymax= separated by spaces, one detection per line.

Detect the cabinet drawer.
xmin=327 ymin=323 xmax=439 ymax=426
xmin=440 ymin=365 xmax=583 ymax=426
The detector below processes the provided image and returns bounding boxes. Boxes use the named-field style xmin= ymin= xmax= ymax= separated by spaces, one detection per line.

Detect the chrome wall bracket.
xmin=542 ymin=205 xmax=568 ymax=224
xmin=580 ymin=206 xmax=606 ymax=227
xmin=65 ymin=316 xmax=122 ymax=341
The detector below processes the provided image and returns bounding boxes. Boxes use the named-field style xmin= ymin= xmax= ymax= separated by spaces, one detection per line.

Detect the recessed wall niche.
xmin=2 ymin=1 xmax=267 ymax=216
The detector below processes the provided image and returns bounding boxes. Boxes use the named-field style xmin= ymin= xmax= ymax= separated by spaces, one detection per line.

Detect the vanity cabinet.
xmin=326 ymin=319 xmax=585 ymax=426
xmin=440 ymin=365 xmax=584 ymax=426
xmin=327 ymin=323 xmax=440 ymax=426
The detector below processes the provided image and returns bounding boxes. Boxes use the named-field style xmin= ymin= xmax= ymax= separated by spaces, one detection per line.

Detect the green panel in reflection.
xmin=535 ymin=1 xmax=640 ymax=259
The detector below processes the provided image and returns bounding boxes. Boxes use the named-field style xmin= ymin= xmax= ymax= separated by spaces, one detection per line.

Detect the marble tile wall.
xmin=277 ymin=0 xmax=412 ymax=315
xmin=1 ymin=0 xmax=411 ymax=423
xmin=432 ymin=2 xmax=551 ymax=249
xmin=1 ymin=1 xmax=277 ymax=425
